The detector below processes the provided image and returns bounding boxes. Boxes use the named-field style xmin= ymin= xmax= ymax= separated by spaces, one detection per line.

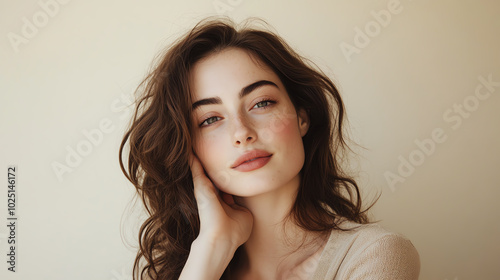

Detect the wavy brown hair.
xmin=119 ymin=17 xmax=372 ymax=280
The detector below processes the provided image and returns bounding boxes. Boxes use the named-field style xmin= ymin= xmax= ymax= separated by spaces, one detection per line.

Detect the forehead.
xmin=189 ymin=48 xmax=282 ymax=99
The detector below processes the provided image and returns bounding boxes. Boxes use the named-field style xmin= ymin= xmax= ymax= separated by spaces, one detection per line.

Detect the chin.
xmin=207 ymin=162 xmax=303 ymax=197
xmin=220 ymin=184 xmax=273 ymax=197
xmin=222 ymin=176 xmax=292 ymax=198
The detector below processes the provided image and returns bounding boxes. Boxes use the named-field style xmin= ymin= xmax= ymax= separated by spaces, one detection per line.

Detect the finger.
xmin=188 ymin=152 xmax=205 ymax=181
xmin=188 ymin=153 xmax=221 ymax=213
xmin=189 ymin=154 xmax=213 ymax=195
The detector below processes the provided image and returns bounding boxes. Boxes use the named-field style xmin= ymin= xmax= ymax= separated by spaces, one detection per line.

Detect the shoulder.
xmin=345 ymin=223 xmax=420 ymax=279
xmin=316 ymin=221 xmax=420 ymax=280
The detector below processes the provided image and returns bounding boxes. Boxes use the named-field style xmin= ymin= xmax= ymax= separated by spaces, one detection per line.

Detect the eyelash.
xmin=252 ymin=99 xmax=275 ymax=109
xmin=199 ymin=98 xmax=277 ymax=127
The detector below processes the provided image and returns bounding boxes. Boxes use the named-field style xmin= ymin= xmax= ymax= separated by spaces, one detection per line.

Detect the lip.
xmin=231 ymin=150 xmax=272 ymax=172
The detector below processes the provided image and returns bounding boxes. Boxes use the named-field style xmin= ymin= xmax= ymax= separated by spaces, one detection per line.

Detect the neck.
xmin=233 ymin=175 xmax=327 ymax=279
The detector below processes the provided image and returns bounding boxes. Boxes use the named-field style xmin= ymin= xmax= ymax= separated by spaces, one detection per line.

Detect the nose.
xmin=232 ymin=115 xmax=257 ymax=146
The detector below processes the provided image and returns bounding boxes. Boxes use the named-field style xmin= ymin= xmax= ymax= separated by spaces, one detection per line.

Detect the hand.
xmin=189 ymin=152 xmax=253 ymax=249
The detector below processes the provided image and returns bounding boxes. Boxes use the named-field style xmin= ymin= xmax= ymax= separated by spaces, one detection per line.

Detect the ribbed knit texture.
xmin=311 ymin=221 xmax=420 ymax=280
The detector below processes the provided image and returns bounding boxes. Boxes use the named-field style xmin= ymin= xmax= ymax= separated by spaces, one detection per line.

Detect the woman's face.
xmin=190 ymin=48 xmax=309 ymax=197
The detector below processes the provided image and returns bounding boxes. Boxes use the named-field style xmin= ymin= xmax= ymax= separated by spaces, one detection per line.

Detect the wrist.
xmin=193 ymin=232 xmax=241 ymax=250
xmin=194 ymin=233 xmax=240 ymax=253
xmin=179 ymin=235 xmax=238 ymax=280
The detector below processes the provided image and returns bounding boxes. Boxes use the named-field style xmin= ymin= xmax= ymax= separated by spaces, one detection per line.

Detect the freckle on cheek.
xmin=279 ymin=122 xmax=296 ymax=136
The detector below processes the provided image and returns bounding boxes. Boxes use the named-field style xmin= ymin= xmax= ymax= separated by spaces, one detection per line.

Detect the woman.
xmin=119 ymin=17 xmax=420 ymax=280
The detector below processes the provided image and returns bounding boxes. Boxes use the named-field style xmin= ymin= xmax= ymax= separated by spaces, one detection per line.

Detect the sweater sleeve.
xmin=340 ymin=233 xmax=420 ymax=280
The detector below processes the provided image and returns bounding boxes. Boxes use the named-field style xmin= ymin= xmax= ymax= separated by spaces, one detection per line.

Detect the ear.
xmin=297 ymin=108 xmax=310 ymax=137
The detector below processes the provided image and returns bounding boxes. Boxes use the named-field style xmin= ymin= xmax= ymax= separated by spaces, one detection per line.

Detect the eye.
xmin=252 ymin=99 xmax=276 ymax=109
xmin=200 ymin=116 xmax=222 ymax=127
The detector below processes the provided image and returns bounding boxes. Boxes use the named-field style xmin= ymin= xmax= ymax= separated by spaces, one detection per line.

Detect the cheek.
xmin=259 ymin=110 xmax=300 ymax=143
xmin=195 ymin=133 xmax=222 ymax=167
xmin=194 ymin=132 xmax=232 ymax=186
xmin=262 ymin=112 xmax=306 ymax=168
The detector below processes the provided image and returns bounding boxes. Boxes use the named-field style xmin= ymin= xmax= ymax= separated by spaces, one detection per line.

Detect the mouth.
xmin=231 ymin=150 xmax=273 ymax=172
xmin=243 ymin=157 xmax=266 ymax=164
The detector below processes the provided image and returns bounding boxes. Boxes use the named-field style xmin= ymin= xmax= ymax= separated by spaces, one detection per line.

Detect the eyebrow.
xmin=191 ymin=80 xmax=279 ymax=110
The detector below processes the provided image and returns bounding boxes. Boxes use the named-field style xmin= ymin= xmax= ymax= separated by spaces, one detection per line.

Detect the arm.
xmin=179 ymin=237 xmax=237 ymax=280
xmin=179 ymin=153 xmax=253 ymax=280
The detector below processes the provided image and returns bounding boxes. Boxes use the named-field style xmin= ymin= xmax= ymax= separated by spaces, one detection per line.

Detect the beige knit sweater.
xmin=310 ymin=220 xmax=420 ymax=280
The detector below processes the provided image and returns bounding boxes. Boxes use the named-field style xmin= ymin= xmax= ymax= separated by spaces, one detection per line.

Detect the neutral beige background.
xmin=1 ymin=0 xmax=499 ymax=279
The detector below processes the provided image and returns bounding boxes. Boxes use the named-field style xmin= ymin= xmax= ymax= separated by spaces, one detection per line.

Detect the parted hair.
xmin=119 ymin=17 xmax=371 ymax=280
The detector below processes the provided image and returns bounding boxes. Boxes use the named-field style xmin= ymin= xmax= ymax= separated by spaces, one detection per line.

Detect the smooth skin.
xmin=179 ymin=48 xmax=328 ymax=280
